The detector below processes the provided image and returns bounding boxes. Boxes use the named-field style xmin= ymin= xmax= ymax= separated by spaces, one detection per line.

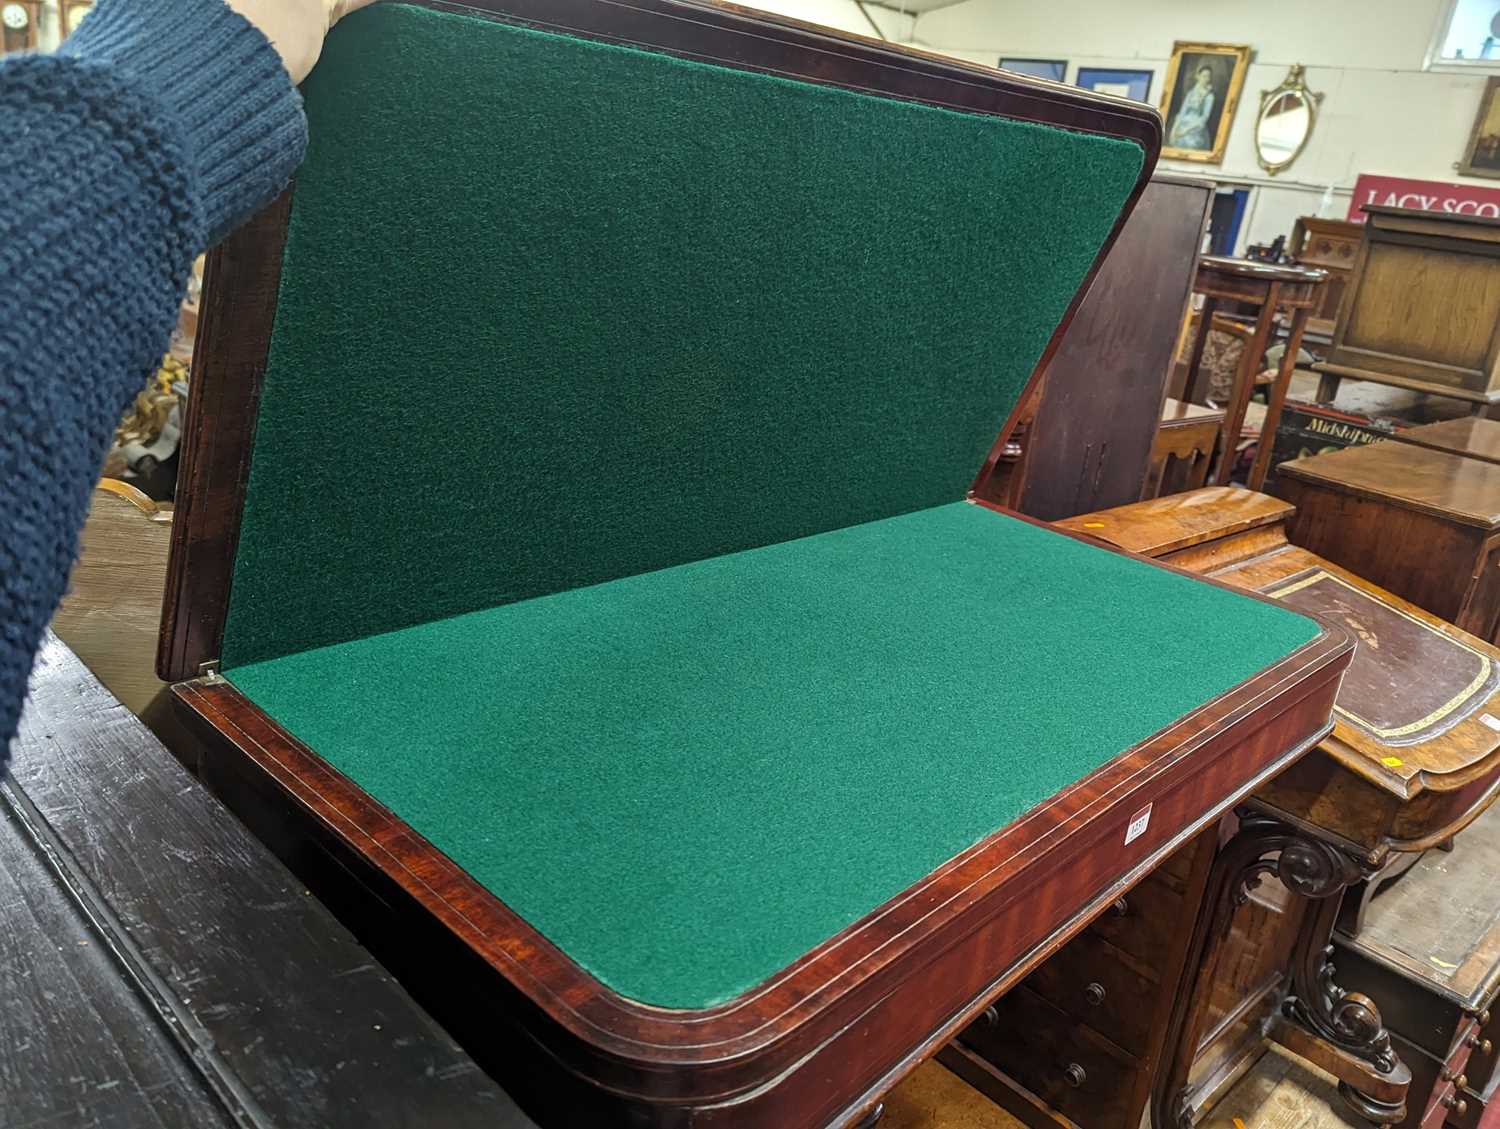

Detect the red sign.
xmin=1347 ymin=174 xmax=1500 ymax=222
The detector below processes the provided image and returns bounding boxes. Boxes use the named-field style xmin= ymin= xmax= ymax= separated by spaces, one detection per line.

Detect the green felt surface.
xmin=221 ymin=3 xmax=1145 ymax=668
xmin=227 ymin=503 xmax=1321 ymax=1010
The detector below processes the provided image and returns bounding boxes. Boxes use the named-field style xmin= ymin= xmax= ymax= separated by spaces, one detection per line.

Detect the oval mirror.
xmin=1255 ymin=65 xmax=1321 ymax=176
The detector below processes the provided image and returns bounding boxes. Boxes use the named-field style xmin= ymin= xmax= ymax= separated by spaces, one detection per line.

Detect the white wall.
xmin=737 ymin=0 xmax=914 ymax=41
xmin=905 ymin=0 xmax=1490 ymax=249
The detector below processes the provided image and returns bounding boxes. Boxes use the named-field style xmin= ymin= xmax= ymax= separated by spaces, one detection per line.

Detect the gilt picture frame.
xmin=1460 ymin=76 xmax=1500 ymax=180
xmin=1159 ymin=42 xmax=1251 ymax=164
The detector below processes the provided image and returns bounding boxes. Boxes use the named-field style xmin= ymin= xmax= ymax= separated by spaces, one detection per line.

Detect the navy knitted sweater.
xmin=0 ymin=0 xmax=307 ymax=768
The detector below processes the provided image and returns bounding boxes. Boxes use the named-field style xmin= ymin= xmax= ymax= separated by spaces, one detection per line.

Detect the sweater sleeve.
xmin=0 ymin=0 xmax=308 ymax=767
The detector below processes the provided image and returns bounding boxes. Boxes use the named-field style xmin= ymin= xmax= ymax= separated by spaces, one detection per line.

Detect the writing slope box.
xmin=159 ymin=2 xmax=1352 ymax=1126
xmin=1057 ymin=485 xmax=1500 ymax=857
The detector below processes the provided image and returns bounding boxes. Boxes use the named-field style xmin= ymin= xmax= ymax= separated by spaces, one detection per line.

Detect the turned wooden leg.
xmin=1248 ymin=307 xmax=1312 ymax=490
xmin=1152 ymin=810 xmax=1410 ymax=1129
xmin=1316 ymin=371 xmax=1342 ymax=403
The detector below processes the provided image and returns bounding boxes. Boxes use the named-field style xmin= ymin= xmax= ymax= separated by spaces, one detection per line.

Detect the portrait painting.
xmin=1461 ymin=77 xmax=1500 ymax=179
xmin=1159 ymin=42 xmax=1251 ymax=164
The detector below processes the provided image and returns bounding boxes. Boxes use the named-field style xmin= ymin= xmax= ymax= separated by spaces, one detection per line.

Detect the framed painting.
xmin=1077 ymin=66 xmax=1153 ymax=103
xmin=1000 ymin=57 xmax=1067 ymax=82
xmin=1460 ymin=77 xmax=1500 ymax=180
xmin=1159 ymin=42 xmax=1251 ymax=164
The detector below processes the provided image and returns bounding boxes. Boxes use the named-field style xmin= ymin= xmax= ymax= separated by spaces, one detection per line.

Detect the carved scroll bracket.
xmin=1153 ymin=808 xmax=1407 ymax=1129
xmin=1227 ymin=812 xmax=1397 ymax=1074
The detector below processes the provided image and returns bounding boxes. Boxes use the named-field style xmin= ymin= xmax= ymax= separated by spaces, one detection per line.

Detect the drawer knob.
xmin=1443 ymin=1094 xmax=1468 ymax=1117
xmin=1084 ymin=982 xmax=1106 ymax=1006
xmin=1063 ymin=1063 xmax=1087 ymax=1088
xmin=1109 ymin=897 xmax=1130 ymax=918
xmin=1468 ymin=1034 xmax=1493 ymax=1054
xmin=1442 ymin=1069 xmax=1468 ymax=1088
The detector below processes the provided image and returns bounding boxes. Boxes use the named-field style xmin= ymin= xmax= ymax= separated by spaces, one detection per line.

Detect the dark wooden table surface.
xmin=1 ymin=632 xmax=537 ymax=1129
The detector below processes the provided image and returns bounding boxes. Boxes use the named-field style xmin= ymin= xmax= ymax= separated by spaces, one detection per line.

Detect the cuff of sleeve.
xmin=60 ymin=0 xmax=309 ymax=245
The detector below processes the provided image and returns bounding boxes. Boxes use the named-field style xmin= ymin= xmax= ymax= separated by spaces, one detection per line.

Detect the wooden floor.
xmin=884 ymin=1046 xmax=1363 ymax=1129
xmin=884 ymin=1061 xmax=1022 ymax=1129
xmin=1200 ymin=1046 xmax=1366 ymax=1129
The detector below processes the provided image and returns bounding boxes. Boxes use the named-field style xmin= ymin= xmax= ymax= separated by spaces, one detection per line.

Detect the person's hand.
xmin=225 ymin=0 xmax=379 ymax=86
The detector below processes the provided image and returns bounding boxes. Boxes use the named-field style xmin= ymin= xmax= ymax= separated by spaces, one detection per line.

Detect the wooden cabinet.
xmin=1289 ymin=216 xmax=1362 ymax=338
xmin=1390 ymin=416 xmax=1500 ymax=467
xmin=1317 ymin=206 xmax=1500 ymax=412
xmin=1331 ymin=801 xmax=1500 ymax=1129
xmin=1277 ymin=441 xmax=1500 ymax=645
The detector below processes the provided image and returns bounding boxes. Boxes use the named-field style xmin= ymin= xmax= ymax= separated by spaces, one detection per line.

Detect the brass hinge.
xmin=198 ymin=659 xmax=223 ymax=682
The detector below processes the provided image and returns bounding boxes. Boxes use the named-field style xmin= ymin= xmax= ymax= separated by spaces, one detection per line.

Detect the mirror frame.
xmin=1255 ymin=64 xmax=1322 ymax=176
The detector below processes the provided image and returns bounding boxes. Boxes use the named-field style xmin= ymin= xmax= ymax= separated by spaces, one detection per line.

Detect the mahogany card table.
xmin=158 ymin=4 xmax=1350 ymax=1125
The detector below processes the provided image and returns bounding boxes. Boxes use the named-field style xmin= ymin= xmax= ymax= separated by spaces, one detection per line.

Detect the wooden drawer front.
xmin=1022 ymin=927 xmax=1157 ymax=1057
xmin=1394 ymin=1028 xmax=1482 ymax=1129
xmin=1086 ymin=869 xmax=1182 ymax=970
xmin=1426 ymin=1077 xmax=1459 ymax=1129
xmin=1443 ymin=1085 xmax=1490 ymax=1129
xmin=1464 ymin=1016 xmax=1498 ymax=1095
xmin=1450 ymin=1018 xmax=1482 ymax=1080
xmin=1436 ymin=1016 xmax=1496 ymax=1128
xmin=961 ymin=985 xmax=1141 ymax=1129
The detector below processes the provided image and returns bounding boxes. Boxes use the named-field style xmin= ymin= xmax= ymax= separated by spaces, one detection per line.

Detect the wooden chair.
xmin=1143 ymin=397 xmax=1226 ymax=499
xmin=1173 ymin=312 xmax=1256 ymax=405
xmin=1182 ymin=257 xmax=1327 ymax=489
